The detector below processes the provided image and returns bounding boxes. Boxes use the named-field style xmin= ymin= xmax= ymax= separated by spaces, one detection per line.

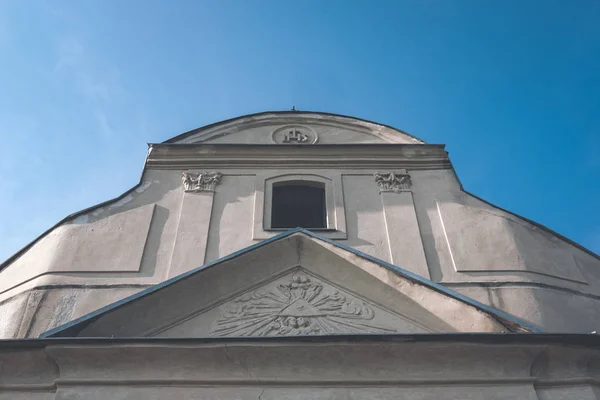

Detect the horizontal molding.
xmin=3 ymin=377 xmax=598 ymax=392
xmin=0 ymin=283 xmax=156 ymax=306
xmin=54 ymin=378 xmax=538 ymax=387
xmin=4 ymin=279 xmax=599 ymax=311
xmin=149 ymin=162 xmax=452 ymax=170
xmin=444 ymin=281 xmax=600 ymax=301
xmin=0 ymin=384 xmax=56 ymax=392
xmin=3 ymin=378 xmax=598 ymax=391
xmin=146 ymin=144 xmax=451 ymax=170
xmin=0 ymin=338 xmax=596 ymax=390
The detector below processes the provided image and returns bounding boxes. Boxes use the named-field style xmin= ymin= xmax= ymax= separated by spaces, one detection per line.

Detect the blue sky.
xmin=0 ymin=0 xmax=599 ymax=261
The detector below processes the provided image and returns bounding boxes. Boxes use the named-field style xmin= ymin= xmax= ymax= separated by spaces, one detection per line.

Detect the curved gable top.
xmin=164 ymin=111 xmax=426 ymax=145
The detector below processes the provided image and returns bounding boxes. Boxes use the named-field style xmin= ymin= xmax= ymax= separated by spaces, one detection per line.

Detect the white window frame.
xmin=253 ymin=173 xmax=347 ymax=240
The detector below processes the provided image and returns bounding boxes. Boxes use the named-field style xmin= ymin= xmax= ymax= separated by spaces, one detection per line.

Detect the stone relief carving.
xmin=181 ymin=171 xmax=222 ymax=192
xmin=283 ymin=128 xmax=309 ymax=143
xmin=211 ymin=274 xmax=397 ymax=337
xmin=374 ymin=172 xmax=412 ymax=193
xmin=271 ymin=125 xmax=318 ymax=144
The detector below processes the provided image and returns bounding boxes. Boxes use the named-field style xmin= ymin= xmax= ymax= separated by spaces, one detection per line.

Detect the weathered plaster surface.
xmin=0 ymin=113 xmax=599 ymax=338
xmin=169 ymin=112 xmax=425 ymax=144
xmin=0 ymin=287 xmax=147 ymax=338
xmin=0 ymin=204 xmax=155 ymax=294
xmin=161 ymin=269 xmax=429 ymax=338
xmin=0 ymin=338 xmax=599 ymax=399
xmin=47 ymin=233 xmax=511 ymax=338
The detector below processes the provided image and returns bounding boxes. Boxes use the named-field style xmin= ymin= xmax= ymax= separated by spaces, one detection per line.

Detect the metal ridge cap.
xmin=3 ymin=333 xmax=600 ymax=347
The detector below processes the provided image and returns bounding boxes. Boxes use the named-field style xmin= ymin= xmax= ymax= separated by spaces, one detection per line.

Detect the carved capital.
xmin=374 ymin=172 xmax=412 ymax=193
xmin=182 ymin=171 xmax=222 ymax=192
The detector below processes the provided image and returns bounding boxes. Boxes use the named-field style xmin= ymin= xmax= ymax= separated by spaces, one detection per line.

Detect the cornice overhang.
xmin=146 ymin=143 xmax=450 ymax=170
xmin=1 ymin=335 xmax=599 ymax=391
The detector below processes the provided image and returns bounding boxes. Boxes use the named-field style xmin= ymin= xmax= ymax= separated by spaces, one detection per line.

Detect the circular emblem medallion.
xmin=271 ymin=125 xmax=318 ymax=144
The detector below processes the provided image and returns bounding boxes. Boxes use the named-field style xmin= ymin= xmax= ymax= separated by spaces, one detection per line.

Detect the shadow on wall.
xmin=424 ymin=190 xmax=600 ymax=332
xmin=340 ymin=175 xmax=385 ymax=260
xmin=204 ymin=175 xmax=256 ymax=263
xmin=412 ymin=196 xmax=444 ymax=282
xmin=343 ymin=198 xmax=378 ymax=250
xmin=138 ymin=204 xmax=169 ymax=278
xmin=65 ymin=175 xmax=181 ymax=279
xmin=206 ymin=174 xmax=379 ymax=264
xmin=83 ymin=175 xmax=181 ymax=279
xmin=0 ymin=173 xmax=186 ymax=338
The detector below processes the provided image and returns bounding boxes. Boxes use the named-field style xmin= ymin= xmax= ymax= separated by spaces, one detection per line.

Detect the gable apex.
xmin=164 ymin=111 xmax=426 ymax=145
xmin=205 ymin=268 xmax=422 ymax=338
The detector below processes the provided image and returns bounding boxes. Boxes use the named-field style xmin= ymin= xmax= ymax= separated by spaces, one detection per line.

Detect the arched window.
xmin=253 ymin=173 xmax=347 ymax=240
xmin=271 ymin=181 xmax=326 ymax=229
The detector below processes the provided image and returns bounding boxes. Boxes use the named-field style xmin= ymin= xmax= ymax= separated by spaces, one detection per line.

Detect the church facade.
xmin=1 ymin=111 xmax=599 ymax=399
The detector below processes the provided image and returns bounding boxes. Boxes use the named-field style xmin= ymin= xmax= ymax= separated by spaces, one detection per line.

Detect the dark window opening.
xmin=271 ymin=181 xmax=326 ymax=229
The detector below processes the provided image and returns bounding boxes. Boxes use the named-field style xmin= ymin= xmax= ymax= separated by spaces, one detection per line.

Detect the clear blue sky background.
xmin=0 ymin=0 xmax=599 ymax=262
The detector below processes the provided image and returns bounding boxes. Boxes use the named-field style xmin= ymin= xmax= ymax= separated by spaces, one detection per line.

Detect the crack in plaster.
xmin=223 ymin=345 xmax=265 ymax=399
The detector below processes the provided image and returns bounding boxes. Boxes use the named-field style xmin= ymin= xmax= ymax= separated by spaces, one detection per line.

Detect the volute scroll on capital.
xmin=374 ymin=172 xmax=412 ymax=193
xmin=181 ymin=171 xmax=222 ymax=192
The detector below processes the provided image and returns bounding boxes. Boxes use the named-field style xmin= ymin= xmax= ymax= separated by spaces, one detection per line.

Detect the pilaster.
xmin=376 ymin=171 xmax=430 ymax=279
xmin=168 ymin=171 xmax=221 ymax=278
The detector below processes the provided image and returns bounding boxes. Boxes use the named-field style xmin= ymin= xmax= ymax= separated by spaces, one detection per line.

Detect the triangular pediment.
xmin=159 ymin=269 xmax=428 ymax=338
xmin=165 ymin=111 xmax=426 ymax=145
xmin=41 ymin=230 xmax=536 ymax=338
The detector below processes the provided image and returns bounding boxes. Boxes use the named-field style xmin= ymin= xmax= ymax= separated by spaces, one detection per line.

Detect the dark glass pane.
xmin=271 ymin=184 xmax=326 ymax=229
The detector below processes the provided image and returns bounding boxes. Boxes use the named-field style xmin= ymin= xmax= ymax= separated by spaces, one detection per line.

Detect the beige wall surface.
xmin=0 ymin=339 xmax=598 ymax=399
xmin=1 ymin=114 xmax=599 ymax=338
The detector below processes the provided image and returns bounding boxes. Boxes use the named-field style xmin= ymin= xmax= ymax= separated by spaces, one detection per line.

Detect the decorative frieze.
xmin=181 ymin=171 xmax=222 ymax=192
xmin=211 ymin=274 xmax=396 ymax=337
xmin=374 ymin=172 xmax=412 ymax=193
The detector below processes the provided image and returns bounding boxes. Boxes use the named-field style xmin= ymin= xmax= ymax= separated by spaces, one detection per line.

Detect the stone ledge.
xmin=0 ymin=335 xmax=598 ymax=388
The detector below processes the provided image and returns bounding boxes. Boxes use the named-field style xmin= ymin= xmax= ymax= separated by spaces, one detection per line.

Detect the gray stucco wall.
xmin=1 ymin=114 xmax=599 ymax=337
xmin=1 ymin=338 xmax=599 ymax=399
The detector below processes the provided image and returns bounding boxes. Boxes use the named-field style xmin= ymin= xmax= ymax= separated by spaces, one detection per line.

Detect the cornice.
xmin=1 ymin=336 xmax=599 ymax=390
xmin=146 ymin=143 xmax=451 ymax=170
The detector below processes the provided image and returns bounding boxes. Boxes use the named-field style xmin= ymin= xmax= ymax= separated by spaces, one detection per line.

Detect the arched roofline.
xmin=163 ymin=110 xmax=427 ymax=144
xmin=2 ymin=111 xmax=599 ymax=280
